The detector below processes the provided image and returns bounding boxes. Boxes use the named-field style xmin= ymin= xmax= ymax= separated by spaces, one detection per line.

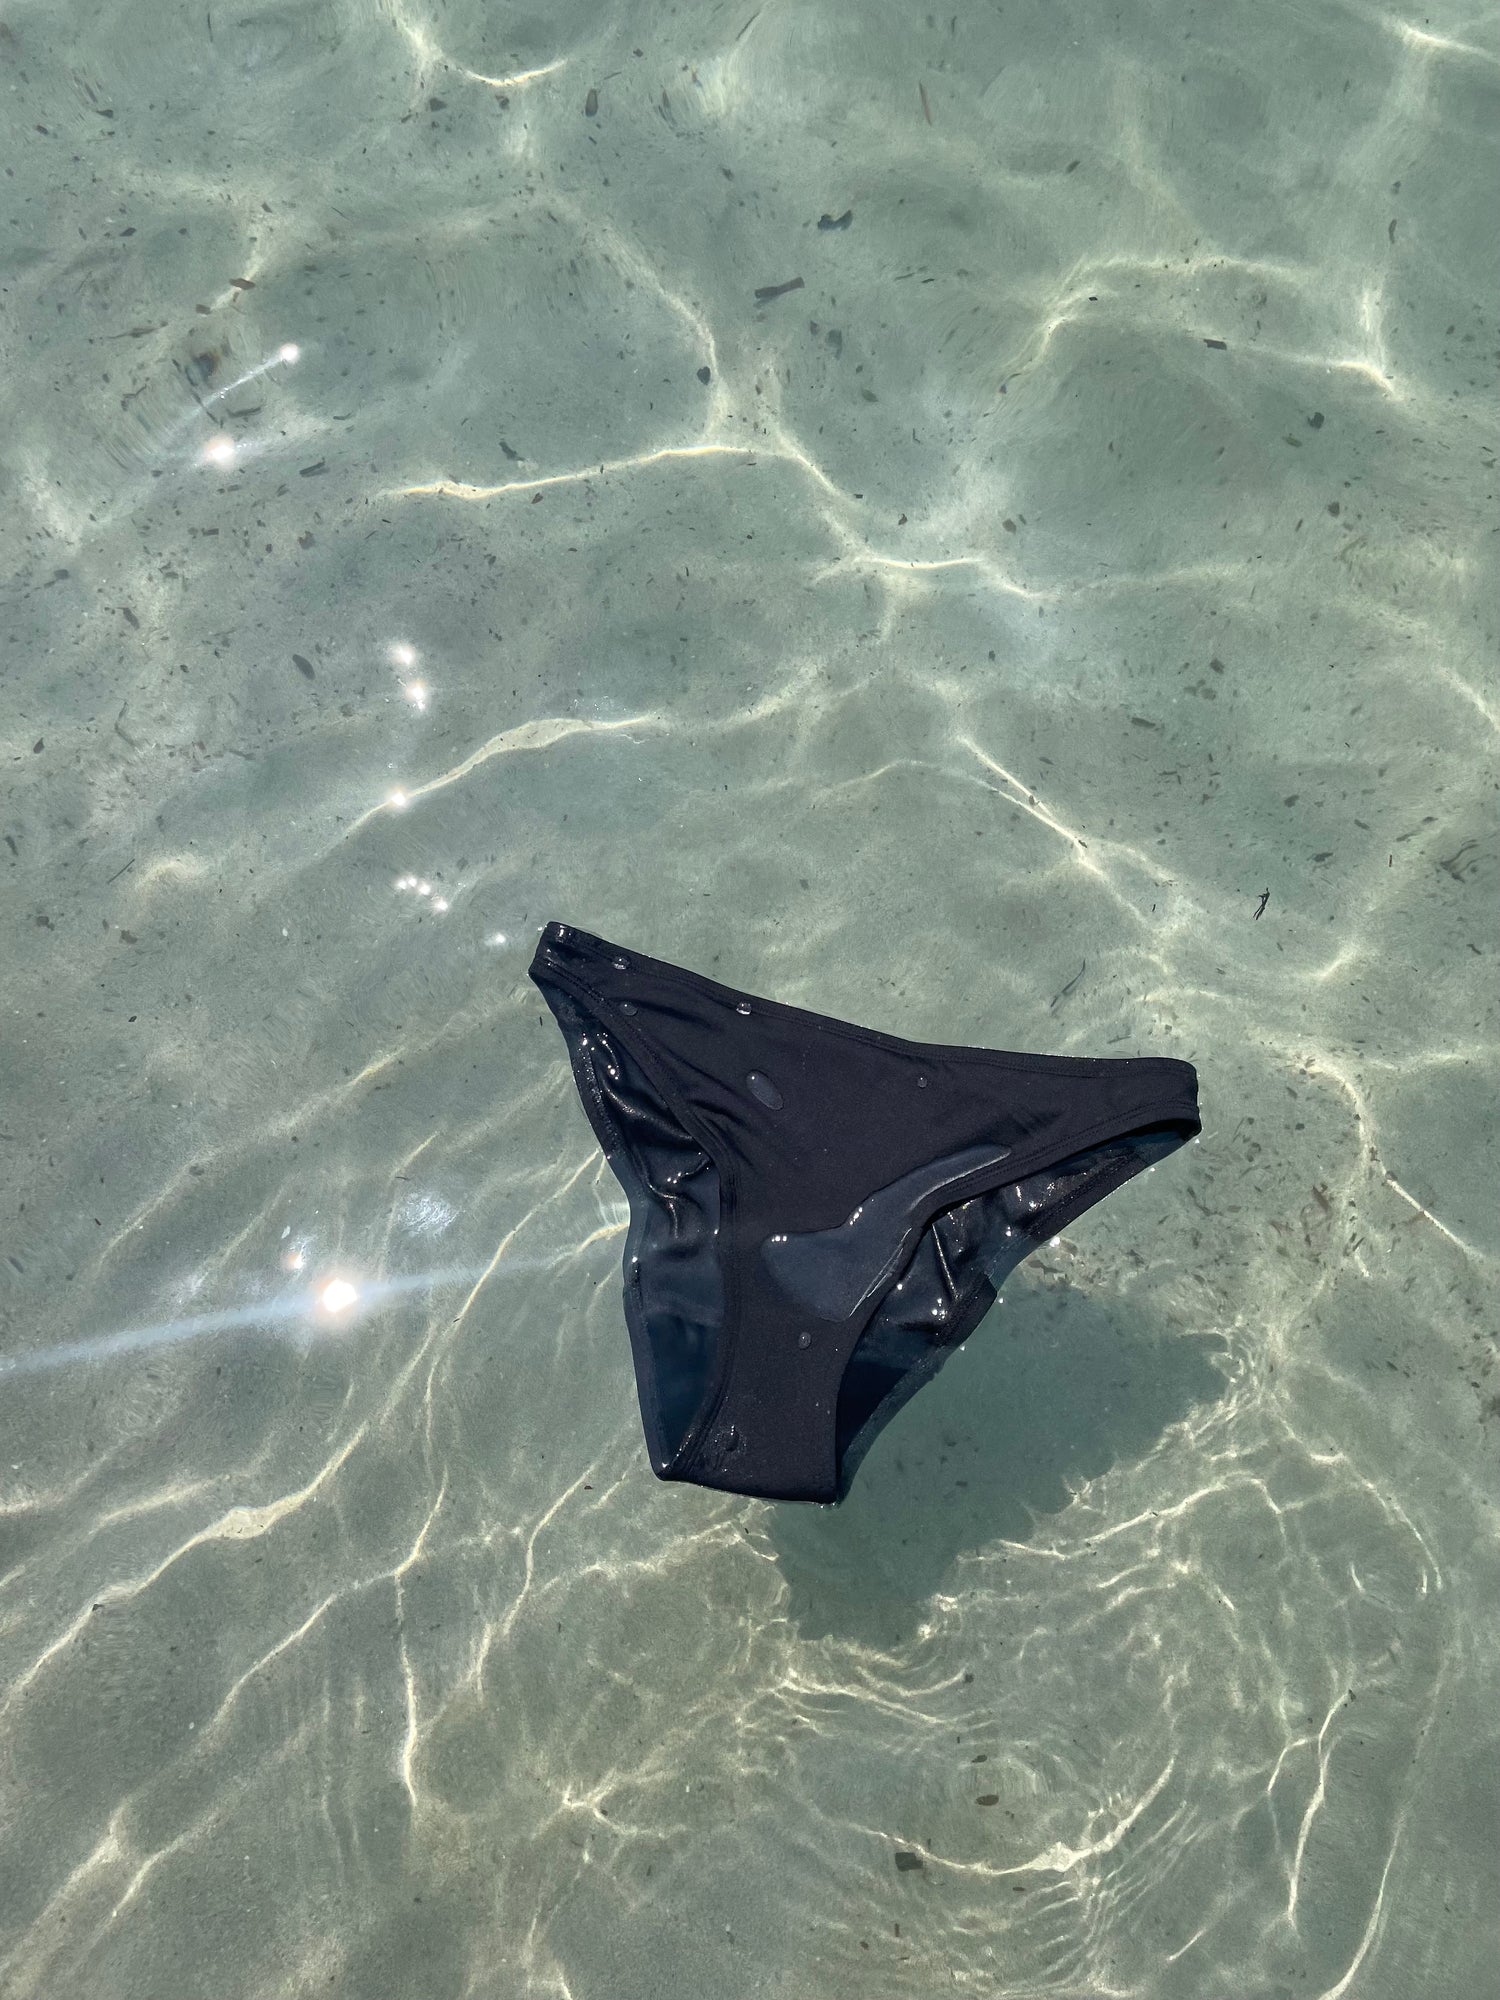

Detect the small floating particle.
xmin=975 ymin=1795 xmax=1000 ymax=1807
xmin=121 ymin=606 xmax=140 ymax=629
xmin=697 ymin=365 xmax=711 ymax=384
xmin=230 ymin=276 xmax=255 ymax=290
xmin=894 ymin=1851 xmax=924 ymax=1873
xmin=754 ymin=276 xmax=804 ymax=302
xmin=1049 ymin=960 xmax=1086 ymax=1009
xmin=427 ymin=96 xmax=446 ymax=111
xmin=298 ymin=459 xmax=326 ymax=477
xmin=584 ymin=86 xmax=598 ymax=116
xmin=817 ymin=209 xmax=853 ymax=230
xmin=1203 ymin=336 xmax=1227 ymax=350
xmin=919 ymin=81 xmax=932 ymax=123
xmin=293 ymin=653 xmax=315 ymax=678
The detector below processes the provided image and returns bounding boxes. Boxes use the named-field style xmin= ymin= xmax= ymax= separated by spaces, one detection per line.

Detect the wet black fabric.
xmin=530 ymin=922 xmax=1201 ymax=1505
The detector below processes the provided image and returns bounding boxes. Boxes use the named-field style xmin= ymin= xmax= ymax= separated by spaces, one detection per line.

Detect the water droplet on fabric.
xmin=619 ymin=1000 xmax=637 ymax=1015
xmin=917 ymin=1075 xmax=928 ymax=1088
xmin=746 ymin=1071 xmax=784 ymax=1109
xmin=735 ymin=1001 xmax=752 ymax=1016
xmin=612 ymin=955 xmax=629 ymax=970
xmin=797 ymin=1331 xmax=812 ymax=1349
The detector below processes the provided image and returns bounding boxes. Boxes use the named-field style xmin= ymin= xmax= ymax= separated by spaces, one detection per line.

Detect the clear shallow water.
xmin=1 ymin=0 xmax=1496 ymax=1992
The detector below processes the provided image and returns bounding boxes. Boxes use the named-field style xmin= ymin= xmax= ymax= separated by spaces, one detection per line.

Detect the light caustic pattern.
xmin=0 ymin=0 xmax=1495 ymax=1996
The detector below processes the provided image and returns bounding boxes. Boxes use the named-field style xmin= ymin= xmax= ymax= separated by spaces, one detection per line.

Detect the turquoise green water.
xmin=2 ymin=0 xmax=1496 ymax=1993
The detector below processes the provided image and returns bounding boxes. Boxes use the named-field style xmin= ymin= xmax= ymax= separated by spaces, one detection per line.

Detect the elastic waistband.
xmin=529 ymin=922 xmax=1201 ymax=1101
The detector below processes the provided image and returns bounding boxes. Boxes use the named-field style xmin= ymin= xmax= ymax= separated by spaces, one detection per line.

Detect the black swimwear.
xmin=530 ymin=923 xmax=1200 ymax=1505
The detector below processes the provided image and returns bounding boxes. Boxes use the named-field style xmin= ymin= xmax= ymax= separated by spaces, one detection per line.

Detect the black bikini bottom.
xmin=530 ymin=923 xmax=1200 ymax=1504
